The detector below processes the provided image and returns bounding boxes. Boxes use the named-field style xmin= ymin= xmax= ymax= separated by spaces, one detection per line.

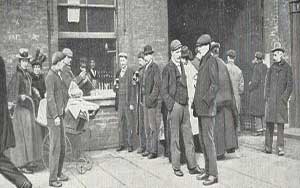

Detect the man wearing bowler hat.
xmin=162 ymin=40 xmax=202 ymax=177
xmin=264 ymin=44 xmax=293 ymax=156
xmin=192 ymin=34 xmax=218 ymax=185
xmin=141 ymin=45 xmax=162 ymax=159
xmin=114 ymin=52 xmax=136 ymax=152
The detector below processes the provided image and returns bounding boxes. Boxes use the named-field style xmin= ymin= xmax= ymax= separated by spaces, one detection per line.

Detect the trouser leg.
xmin=276 ymin=123 xmax=284 ymax=152
xmin=139 ymin=106 xmax=146 ymax=150
xmin=57 ymin=121 xmax=66 ymax=177
xmin=148 ymin=108 xmax=159 ymax=154
xmin=199 ymin=117 xmax=218 ymax=176
xmin=265 ymin=122 xmax=274 ymax=152
xmin=49 ymin=125 xmax=61 ymax=182
xmin=170 ymin=102 xmax=182 ymax=170
xmin=0 ymin=153 xmax=32 ymax=188
xmin=181 ymin=105 xmax=197 ymax=170
xmin=162 ymin=103 xmax=170 ymax=157
xmin=198 ymin=118 xmax=209 ymax=172
xmin=144 ymin=105 xmax=151 ymax=153
xmin=118 ymin=107 xmax=125 ymax=147
xmin=125 ymin=107 xmax=133 ymax=147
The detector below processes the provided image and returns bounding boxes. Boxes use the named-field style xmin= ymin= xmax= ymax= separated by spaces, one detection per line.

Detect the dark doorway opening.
xmin=168 ymin=0 xmax=264 ymax=129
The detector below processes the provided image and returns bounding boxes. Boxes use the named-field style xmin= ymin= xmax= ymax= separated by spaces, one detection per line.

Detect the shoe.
xmin=137 ymin=147 xmax=145 ymax=154
xmin=203 ymin=176 xmax=218 ymax=186
xmin=49 ymin=181 xmax=62 ymax=187
xmin=19 ymin=167 xmax=33 ymax=174
xmin=264 ymin=149 xmax=272 ymax=154
xmin=174 ymin=169 xmax=184 ymax=177
xmin=148 ymin=153 xmax=157 ymax=159
xmin=278 ymin=150 xmax=285 ymax=156
xmin=196 ymin=173 xmax=209 ymax=181
xmin=142 ymin=151 xmax=150 ymax=157
xmin=128 ymin=146 xmax=133 ymax=152
xmin=217 ymin=154 xmax=225 ymax=160
xmin=116 ymin=146 xmax=125 ymax=152
xmin=189 ymin=166 xmax=205 ymax=175
xmin=57 ymin=174 xmax=69 ymax=182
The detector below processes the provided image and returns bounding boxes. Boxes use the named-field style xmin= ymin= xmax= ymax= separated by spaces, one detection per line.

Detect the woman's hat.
xmin=31 ymin=49 xmax=47 ymax=66
xmin=16 ymin=48 xmax=32 ymax=59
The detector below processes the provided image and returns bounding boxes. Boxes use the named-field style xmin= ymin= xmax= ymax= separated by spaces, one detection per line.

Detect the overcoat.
xmin=192 ymin=53 xmax=219 ymax=117
xmin=143 ymin=61 xmax=161 ymax=108
xmin=265 ymin=60 xmax=293 ymax=123
xmin=249 ymin=62 xmax=268 ymax=116
xmin=0 ymin=56 xmax=15 ymax=154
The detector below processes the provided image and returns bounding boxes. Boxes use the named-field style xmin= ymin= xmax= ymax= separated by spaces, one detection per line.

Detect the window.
xmin=58 ymin=0 xmax=116 ymax=91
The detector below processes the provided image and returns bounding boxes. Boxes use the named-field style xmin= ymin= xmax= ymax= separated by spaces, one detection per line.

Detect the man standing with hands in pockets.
xmin=46 ymin=52 xmax=69 ymax=187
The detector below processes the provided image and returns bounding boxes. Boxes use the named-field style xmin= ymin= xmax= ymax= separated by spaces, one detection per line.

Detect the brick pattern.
xmin=0 ymin=0 xmax=49 ymax=83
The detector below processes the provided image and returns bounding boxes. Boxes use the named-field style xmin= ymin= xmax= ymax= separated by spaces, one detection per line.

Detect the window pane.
xmin=58 ymin=7 xmax=86 ymax=32
xmin=87 ymin=8 xmax=114 ymax=32
xmin=87 ymin=0 xmax=114 ymax=5
xmin=58 ymin=0 xmax=86 ymax=4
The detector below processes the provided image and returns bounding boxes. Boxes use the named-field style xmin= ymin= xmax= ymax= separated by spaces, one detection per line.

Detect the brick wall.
xmin=117 ymin=0 xmax=169 ymax=71
xmin=0 ymin=0 xmax=49 ymax=83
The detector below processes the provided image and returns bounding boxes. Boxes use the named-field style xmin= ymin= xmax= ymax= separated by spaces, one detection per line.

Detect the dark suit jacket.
xmin=45 ymin=69 xmax=68 ymax=126
xmin=113 ymin=67 xmax=136 ymax=108
xmin=144 ymin=61 xmax=161 ymax=108
xmin=162 ymin=60 xmax=188 ymax=111
xmin=192 ymin=52 xmax=219 ymax=117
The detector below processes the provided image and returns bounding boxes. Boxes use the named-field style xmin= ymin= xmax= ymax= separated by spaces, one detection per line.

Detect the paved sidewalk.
xmin=1 ymin=144 xmax=300 ymax=188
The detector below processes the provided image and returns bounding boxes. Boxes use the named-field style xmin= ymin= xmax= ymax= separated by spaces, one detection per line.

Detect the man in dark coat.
xmin=162 ymin=40 xmax=202 ymax=177
xmin=192 ymin=34 xmax=219 ymax=186
xmin=46 ymin=52 xmax=69 ymax=187
xmin=211 ymin=42 xmax=239 ymax=160
xmin=264 ymin=46 xmax=293 ymax=156
xmin=0 ymin=56 xmax=32 ymax=188
xmin=135 ymin=52 xmax=147 ymax=154
xmin=249 ymin=52 xmax=268 ymax=136
xmin=141 ymin=45 xmax=162 ymax=159
xmin=113 ymin=52 xmax=136 ymax=152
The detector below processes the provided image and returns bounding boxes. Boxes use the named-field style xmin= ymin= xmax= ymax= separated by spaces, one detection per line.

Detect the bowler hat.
xmin=119 ymin=52 xmax=128 ymax=58
xmin=271 ymin=42 xmax=285 ymax=53
xmin=255 ymin=51 xmax=264 ymax=60
xmin=137 ymin=51 xmax=144 ymax=59
xmin=144 ymin=45 xmax=154 ymax=55
xmin=62 ymin=48 xmax=73 ymax=58
xmin=170 ymin=40 xmax=182 ymax=51
xmin=52 ymin=52 xmax=65 ymax=65
xmin=16 ymin=48 xmax=32 ymax=59
xmin=226 ymin=49 xmax=236 ymax=58
xmin=196 ymin=34 xmax=211 ymax=47
xmin=211 ymin=41 xmax=220 ymax=50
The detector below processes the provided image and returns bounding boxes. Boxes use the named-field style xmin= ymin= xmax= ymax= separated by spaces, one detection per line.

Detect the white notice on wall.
xmin=264 ymin=53 xmax=271 ymax=68
xmin=68 ymin=0 xmax=80 ymax=5
xmin=68 ymin=8 xmax=80 ymax=23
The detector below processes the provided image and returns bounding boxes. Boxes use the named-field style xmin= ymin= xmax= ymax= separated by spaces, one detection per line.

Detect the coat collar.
xmin=198 ymin=51 xmax=212 ymax=71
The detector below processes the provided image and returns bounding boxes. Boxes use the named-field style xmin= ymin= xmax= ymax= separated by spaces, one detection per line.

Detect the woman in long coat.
xmin=7 ymin=49 xmax=42 ymax=174
xmin=249 ymin=52 xmax=268 ymax=135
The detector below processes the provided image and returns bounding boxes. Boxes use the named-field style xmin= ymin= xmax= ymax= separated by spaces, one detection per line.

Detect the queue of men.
xmin=113 ymin=34 xmax=293 ymax=186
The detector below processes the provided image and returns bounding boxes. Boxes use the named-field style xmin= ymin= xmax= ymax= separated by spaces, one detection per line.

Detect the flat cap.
xmin=137 ymin=51 xmax=144 ymax=59
xmin=196 ymin=34 xmax=211 ymax=47
xmin=255 ymin=51 xmax=264 ymax=60
xmin=226 ymin=49 xmax=237 ymax=58
xmin=170 ymin=40 xmax=182 ymax=51
xmin=211 ymin=41 xmax=220 ymax=50
xmin=52 ymin=52 xmax=65 ymax=65
xmin=62 ymin=48 xmax=73 ymax=57
xmin=119 ymin=52 xmax=128 ymax=58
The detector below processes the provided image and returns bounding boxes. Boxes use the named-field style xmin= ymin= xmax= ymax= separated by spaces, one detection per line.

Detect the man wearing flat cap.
xmin=46 ymin=51 xmax=69 ymax=187
xmin=264 ymin=45 xmax=293 ymax=156
xmin=162 ymin=40 xmax=202 ymax=177
xmin=192 ymin=34 xmax=219 ymax=185
xmin=141 ymin=45 xmax=162 ymax=159
xmin=226 ymin=49 xmax=244 ymax=133
xmin=61 ymin=48 xmax=75 ymax=96
xmin=114 ymin=52 xmax=136 ymax=152
xmin=249 ymin=52 xmax=268 ymax=136
xmin=211 ymin=42 xmax=239 ymax=160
